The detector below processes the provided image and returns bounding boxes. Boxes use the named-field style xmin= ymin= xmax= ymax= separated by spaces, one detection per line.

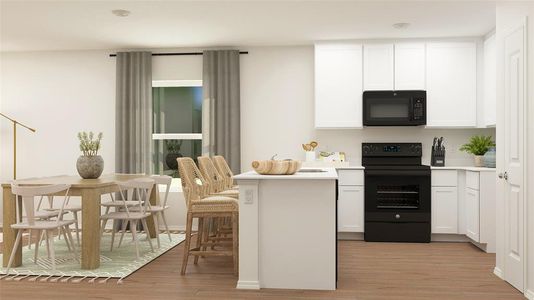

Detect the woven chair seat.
xmin=190 ymin=196 xmax=238 ymax=213
xmin=212 ymin=189 xmax=239 ymax=198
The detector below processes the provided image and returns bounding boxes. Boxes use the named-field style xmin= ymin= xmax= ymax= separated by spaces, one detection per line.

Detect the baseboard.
xmin=337 ymin=232 xmax=364 ymax=240
xmin=493 ymin=267 xmax=504 ymax=279
xmin=236 ymin=280 xmax=260 ymax=290
xmin=431 ymin=234 xmax=470 ymax=242
xmin=525 ymin=289 xmax=534 ymax=300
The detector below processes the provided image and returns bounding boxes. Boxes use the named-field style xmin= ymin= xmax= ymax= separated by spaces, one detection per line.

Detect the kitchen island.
xmin=234 ymin=168 xmax=338 ymax=290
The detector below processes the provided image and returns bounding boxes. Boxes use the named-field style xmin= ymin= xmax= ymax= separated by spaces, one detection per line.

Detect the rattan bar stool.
xmin=177 ymin=157 xmax=239 ymax=276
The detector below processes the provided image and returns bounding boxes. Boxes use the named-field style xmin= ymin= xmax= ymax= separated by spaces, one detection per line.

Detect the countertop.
xmin=234 ymin=168 xmax=338 ymax=180
xmin=430 ymin=166 xmax=496 ymax=172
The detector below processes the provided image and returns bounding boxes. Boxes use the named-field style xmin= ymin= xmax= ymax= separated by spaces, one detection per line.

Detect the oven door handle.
xmin=365 ymin=170 xmax=430 ymax=176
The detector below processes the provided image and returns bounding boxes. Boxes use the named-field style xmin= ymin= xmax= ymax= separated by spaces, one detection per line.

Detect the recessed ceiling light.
xmin=393 ymin=22 xmax=410 ymax=29
xmin=112 ymin=9 xmax=130 ymax=17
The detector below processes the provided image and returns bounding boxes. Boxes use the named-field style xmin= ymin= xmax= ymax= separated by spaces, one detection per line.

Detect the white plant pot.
xmin=305 ymin=151 xmax=316 ymax=162
xmin=474 ymin=155 xmax=485 ymax=167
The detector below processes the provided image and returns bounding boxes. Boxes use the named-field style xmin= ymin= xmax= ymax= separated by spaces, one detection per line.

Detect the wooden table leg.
xmin=145 ymin=185 xmax=157 ymax=238
xmin=2 ymin=186 xmax=21 ymax=267
xmin=81 ymin=188 xmax=101 ymax=269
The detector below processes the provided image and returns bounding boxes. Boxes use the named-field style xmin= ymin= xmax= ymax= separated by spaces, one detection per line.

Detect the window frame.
xmin=152 ymin=80 xmax=203 ymax=182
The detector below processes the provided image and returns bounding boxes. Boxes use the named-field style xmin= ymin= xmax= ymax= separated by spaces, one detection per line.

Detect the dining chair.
xmin=27 ymin=195 xmax=68 ymax=250
xmin=100 ymin=178 xmax=155 ymax=259
xmin=127 ymin=175 xmax=173 ymax=248
xmin=6 ymin=183 xmax=77 ymax=273
xmin=212 ymin=156 xmax=239 ymax=190
xmin=198 ymin=156 xmax=238 ymax=199
xmin=177 ymin=157 xmax=239 ymax=275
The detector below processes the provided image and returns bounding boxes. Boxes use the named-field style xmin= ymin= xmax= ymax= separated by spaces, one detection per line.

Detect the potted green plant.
xmin=459 ymin=135 xmax=495 ymax=167
xmin=76 ymin=131 xmax=104 ymax=179
xmin=165 ymin=140 xmax=183 ymax=171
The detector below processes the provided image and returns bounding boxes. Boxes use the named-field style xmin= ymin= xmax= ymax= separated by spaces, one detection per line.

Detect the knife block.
xmin=431 ymin=148 xmax=445 ymax=167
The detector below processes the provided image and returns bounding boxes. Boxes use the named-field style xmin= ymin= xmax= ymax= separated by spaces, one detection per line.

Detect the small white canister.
xmin=305 ymin=151 xmax=316 ymax=162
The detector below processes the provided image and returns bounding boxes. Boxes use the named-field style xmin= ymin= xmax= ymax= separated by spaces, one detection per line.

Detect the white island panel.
xmin=235 ymin=168 xmax=337 ymax=290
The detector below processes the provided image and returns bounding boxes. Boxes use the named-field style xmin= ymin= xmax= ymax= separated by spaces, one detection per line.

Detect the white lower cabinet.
xmin=465 ymin=187 xmax=480 ymax=242
xmin=431 ymin=187 xmax=458 ymax=234
xmin=337 ymin=185 xmax=364 ymax=232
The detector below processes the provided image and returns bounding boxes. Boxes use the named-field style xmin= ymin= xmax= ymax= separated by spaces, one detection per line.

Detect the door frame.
xmin=497 ymin=16 xmax=529 ymax=295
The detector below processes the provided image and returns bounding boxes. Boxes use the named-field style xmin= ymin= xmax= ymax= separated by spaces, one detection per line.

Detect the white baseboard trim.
xmin=493 ymin=267 xmax=504 ymax=279
xmin=525 ymin=289 xmax=534 ymax=300
xmin=337 ymin=232 xmax=364 ymax=240
xmin=236 ymin=280 xmax=261 ymax=290
xmin=431 ymin=234 xmax=470 ymax=242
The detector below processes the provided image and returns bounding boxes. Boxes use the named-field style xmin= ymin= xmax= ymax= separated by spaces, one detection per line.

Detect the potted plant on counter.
xmin=459 ymin=135 xmax=495 ymax=167
xmin=76 ymin=131 xmax=104 ymax=179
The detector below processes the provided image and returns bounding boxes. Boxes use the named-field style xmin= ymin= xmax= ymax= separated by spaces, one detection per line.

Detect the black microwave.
xmin=363 ymin=90 xmax=426 ymax=126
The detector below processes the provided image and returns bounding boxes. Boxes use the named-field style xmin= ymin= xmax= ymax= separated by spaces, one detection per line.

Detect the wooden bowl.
xmin=251 ymin=160 xmax=302 ymax=175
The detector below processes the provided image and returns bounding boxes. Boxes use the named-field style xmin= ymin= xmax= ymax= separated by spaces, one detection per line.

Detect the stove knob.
xmin=363 ymin=145 xmax=371 ymax=154
xmin=395 ymin=214 xmax=400 ymax=219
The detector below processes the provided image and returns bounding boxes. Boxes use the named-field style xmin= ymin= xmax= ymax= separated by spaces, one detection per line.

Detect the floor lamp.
xmin=0 ymin=112 xmax=36 ymax=179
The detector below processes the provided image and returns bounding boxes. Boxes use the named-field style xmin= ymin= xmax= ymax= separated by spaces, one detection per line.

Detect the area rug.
xmin=0 ymin=232 xmax=185 ymax=283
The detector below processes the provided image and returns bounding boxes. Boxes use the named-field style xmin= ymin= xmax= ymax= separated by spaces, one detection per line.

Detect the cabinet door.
xmin=337 ymin=185 xmax=364 ymax=232
xmin=394 ymin=43 xmax=426 ymax=90
xmin=431 ymin=187 xmax=458 ymax=234
xmin=363 ymin=44 xmax=394 ymax=90
xmin=483 ymin=34 xmax=496 ymax=127
xmin=426 ymin=42 xmax=477 ymax=127
xmin=465 ymin=187 xmax=480 ymax=242
xmin=315 ymin=43 xmax=363 ymax=128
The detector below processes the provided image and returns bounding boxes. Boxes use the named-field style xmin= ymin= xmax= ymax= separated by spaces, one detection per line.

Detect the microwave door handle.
xmin=408 ymin=97 xmax=414 ymax=121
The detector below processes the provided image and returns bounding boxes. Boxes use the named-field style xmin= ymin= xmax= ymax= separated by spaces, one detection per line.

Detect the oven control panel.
xmin=362 ymin=143 xmax=422 ymax=157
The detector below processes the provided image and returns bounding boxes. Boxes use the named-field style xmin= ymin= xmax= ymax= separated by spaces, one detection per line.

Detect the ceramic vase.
xmin=76 ymin=155 xmax=104 ymax=179
xmin=483 ymin=147 xmax=496 ymax=168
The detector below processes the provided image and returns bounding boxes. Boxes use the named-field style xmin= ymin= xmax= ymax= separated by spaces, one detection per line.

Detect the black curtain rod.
xmin=109 ymin=51 xmax=248 ymax=57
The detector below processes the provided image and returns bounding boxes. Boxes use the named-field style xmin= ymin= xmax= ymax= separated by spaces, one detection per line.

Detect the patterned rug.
xmin=0 ymin=232 xmax=185 ymax=283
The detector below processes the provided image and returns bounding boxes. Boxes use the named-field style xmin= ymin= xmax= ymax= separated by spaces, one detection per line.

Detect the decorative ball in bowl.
xmin=251 ymin=160 xmax=302 ymax=175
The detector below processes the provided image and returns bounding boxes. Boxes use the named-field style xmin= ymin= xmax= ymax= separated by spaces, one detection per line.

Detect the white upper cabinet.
xmin=315 ymin=43 xmax=363 ymax=128
xmin=363 ymin=44 xmax=394 ymax=90
xmin=483 ymin=34 xmax=496 ymax=127
xmin=394 ymin=43 xmax=426 ymax=90
xmin=426 ymin=42 xmax=477 ymax=127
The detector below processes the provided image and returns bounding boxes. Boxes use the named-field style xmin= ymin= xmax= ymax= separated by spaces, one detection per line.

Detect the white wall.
xmin=495 ymin=2 xmax=534 ymax=298
xmin=0 ymin=44 xmax=495 ymax=229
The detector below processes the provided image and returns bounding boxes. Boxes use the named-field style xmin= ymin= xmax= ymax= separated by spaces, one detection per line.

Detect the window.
xmin=152 ymin=80 xmax=202 ymax=178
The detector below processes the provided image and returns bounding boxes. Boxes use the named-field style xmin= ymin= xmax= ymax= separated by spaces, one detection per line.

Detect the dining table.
xmin=2 ymin=173 xmax=159 ymax=270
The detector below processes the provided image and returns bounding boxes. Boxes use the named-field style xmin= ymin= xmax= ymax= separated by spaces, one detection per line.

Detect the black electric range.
xmin=362 ymin=143 xmax=431 ymax=243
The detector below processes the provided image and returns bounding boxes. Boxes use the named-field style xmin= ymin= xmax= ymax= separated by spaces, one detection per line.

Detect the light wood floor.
xmin=0 ymin=238 xmax=525 ymax=300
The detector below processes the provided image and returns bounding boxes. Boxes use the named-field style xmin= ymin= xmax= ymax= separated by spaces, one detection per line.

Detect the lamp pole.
xmin=0 ymin=112 xmax=36 ymax=179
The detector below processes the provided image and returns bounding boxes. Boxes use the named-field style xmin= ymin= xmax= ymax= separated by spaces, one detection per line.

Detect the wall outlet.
xmin=245 ymin=189 xmax=254 ymax=204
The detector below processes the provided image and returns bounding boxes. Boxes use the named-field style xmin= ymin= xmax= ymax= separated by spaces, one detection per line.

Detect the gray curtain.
xmin=202 ymin=50 xmax=241 ymax=173
xmin=115 ymin=51 xmax=153 ymax=174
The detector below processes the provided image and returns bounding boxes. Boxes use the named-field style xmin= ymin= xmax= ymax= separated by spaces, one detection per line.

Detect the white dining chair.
xmin=127 ymin=175 xmax=172 ymax=248
xmin=6 ymin=183 xmax=77 ymax=273
xmin=27 ymin=195 xmax=68 ymax=250
xmin=100 ymin=178 xmax=155 ymax=259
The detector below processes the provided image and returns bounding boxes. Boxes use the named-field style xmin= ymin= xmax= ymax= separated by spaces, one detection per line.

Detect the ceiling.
xmin=0 ymin=1 xmax=496 ymax=52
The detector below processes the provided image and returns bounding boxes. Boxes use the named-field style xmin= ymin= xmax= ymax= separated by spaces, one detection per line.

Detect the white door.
xmin=394 ymin=43 xmax=426 ymax=90
xmin=363 ymin=44 xmax=394 ymax=90
xmin=337 ymin=185 xmax=364 ymax=232
xmin=465 ymin=187 xmax=480 ymax=242
xmin=431 ymin=187 xmax=458 ymax=234
xmin=314 ymin=43 xmax=363 ymax=128
xmin=502 ymin=21 xmax=526 ymax=292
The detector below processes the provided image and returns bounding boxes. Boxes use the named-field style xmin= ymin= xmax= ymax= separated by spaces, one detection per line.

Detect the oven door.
xmin=364 ymin=168 xmax=431 ymax=223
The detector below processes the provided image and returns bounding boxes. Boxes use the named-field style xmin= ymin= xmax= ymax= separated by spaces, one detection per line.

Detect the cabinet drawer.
xmin=466 ymin=171 xmax=480 ymax=190
xmin=337 ymin=170 xmax=364 ymax=186
xmin=431 ymin=170 xmax=458 ymax=187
